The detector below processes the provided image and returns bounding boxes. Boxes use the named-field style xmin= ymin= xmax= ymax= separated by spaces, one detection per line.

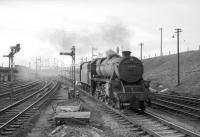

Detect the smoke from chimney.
xmin=39 ymin=18 xmax=132 ymax=59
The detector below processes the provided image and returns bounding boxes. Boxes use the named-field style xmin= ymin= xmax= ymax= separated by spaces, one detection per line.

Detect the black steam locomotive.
xmin=73 ymin=50 xmax=150 ymax=110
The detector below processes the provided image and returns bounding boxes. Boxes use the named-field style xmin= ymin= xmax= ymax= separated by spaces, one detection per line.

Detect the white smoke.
xmin=39 ymin=18 xmax=132 ymax=59
xmin=105 ymin=49 xmax=119 ymax=59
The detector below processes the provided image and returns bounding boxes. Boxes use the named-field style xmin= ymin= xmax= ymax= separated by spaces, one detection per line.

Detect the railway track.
xmin=0 ymin=80 xmax=60 ymax=137
xmin=0 ymin=80 xmax=22 ymax=87
xmin=0 ymin=80 xmax=45 ymax=111
xmin=0 ymin=80 xmax=29 ymax=92
xmin=78 ymin=86 xmax=200 ymax=137
xmin=150 ymin=93 xmax=200 ymax=119
xmin=0 ymin=80 xmax=42 ymax=99
xmin=0 ymin=80 xmax=37 ymax=93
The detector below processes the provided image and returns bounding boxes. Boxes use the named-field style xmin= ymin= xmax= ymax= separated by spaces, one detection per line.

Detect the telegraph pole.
xmin=175 ymin=28 xmax=182 ymax=86
xmin=139 ymin=43 xmax=143 ymax=61
xmin=160 ymin=27 xmax=163 ymax=56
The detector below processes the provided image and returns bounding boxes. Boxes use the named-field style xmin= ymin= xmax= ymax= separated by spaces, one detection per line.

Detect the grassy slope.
xmin=143 ymin=50 xmax=200 ymax=96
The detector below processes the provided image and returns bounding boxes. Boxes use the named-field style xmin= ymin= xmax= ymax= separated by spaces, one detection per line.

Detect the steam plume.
xmin=40 ymin=19 xmax=132 ymax=58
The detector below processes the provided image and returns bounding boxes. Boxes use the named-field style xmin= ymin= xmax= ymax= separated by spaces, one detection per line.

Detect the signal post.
xmin=3 ymin=44 xmax=20 ymax=102
xmin=60 ymin=46 xmax=75 ymax=98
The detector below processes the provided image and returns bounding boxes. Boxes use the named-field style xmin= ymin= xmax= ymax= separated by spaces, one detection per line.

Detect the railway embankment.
xmin=143 ymin=50 xmax=200 ymax=97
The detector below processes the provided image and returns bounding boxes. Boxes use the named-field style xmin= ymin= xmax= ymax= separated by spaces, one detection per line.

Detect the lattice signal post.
xmin=3 ymin=44 xmax=20 ymax=81
xmin=3 ymin=44 xmax=20 ymax=102
xmin=60 ymin=46 xmax=75 ymax=98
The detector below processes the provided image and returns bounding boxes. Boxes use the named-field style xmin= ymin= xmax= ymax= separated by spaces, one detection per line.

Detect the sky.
xmin=0 ymin=0 xmax=200 ymax=68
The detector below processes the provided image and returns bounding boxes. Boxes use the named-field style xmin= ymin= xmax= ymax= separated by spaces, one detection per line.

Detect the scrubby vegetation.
xmin=143 ymin=50 xmax=200 ymax=96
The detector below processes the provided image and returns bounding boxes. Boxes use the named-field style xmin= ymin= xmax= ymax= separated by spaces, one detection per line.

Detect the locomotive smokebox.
xmin=122 ymin=51 xmax=131 ymax=57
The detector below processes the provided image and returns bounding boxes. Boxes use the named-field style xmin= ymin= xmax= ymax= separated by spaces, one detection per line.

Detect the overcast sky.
xmin=0 ymin=0 xmax=200 ymax=67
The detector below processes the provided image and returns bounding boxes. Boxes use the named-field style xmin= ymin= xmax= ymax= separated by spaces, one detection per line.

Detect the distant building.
xmin=0 ymin=66 xmax=20 ymax=82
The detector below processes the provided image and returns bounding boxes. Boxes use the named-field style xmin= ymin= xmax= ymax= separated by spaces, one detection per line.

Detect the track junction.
xmin=0 ymin=79 xmax=60 ymax=137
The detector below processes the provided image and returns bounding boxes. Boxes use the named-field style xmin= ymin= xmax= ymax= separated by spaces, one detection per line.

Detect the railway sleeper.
xmin=18 ymin=117 xmax=29 ymax=122
xmin=140 ymin=121 xmax=158 ymax=126
xmin=113 ymin=116 xmax=124 ymax=120
xmin=24 ymin=112 xmax=34 ymax=115
xmin=15 ymin=119 xmax=25 ymax=123
xmin=17 ymin=117 xmax=28 ymax=122
xmin=5 ymin=111 xmax=17 ymax=115
xmin=116 ymin=117 xmax=128 ymax=121
xmin=4 ymin=127 xmax=16 ymax=131
xmin=0 ymin=116 xmax=9 ymax=119
xmin=26 ymin=110 xmax=37 ymax=115
xmin=140 ymin=135 xmax=151 ymax=137
xmin=22 ymin=114 xmax=31 ymax=118
xmin=0 ymin=119 xmax=9 ymax=124
xmin=150 ymin=126 xmax=170 ymax=131
xmin=123 ymin=112 xmax=133 ymax=116
xmin=162 ymin=134 xmax=184 ymax=137
xmin=124 ymin=124 xmax=135 ymax=128
xmin=120 ymin=121 xmax=132 ymax=124
xmin=137 ymin=118 xmax=152 ymax=122
xmin=155 ymin=130 xmax=181 ymax=135
xmin=116 ymin=119 xmax=128 ymax=123
xmin=9 ymin=124 xmax=21 ymax=128
xmin=135 ymin=130 xmax=146 ymax=135
xmin=0 ymin=131 xmax=13 ymax=135
xmin=12 ymin=121 xmax=23 ymax=126
xmin=158 ymin=133 xmax=184 ymax=137
xmin=32 ymin=106 xmax=39 ymax=110
xmin=138 ymin=131 xmax=148 ymax=136
xmin=119 ymin=121 xmax=131 ymax=125
xmin=6 ymin=109 xmax=22 ymax=113
xmin=131 ymin=118 xmax=149 ymax=122
xmin=130 ymin=127 xmax=142 ymax=132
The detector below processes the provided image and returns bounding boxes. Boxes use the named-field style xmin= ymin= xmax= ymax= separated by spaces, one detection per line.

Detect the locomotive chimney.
xmin=122 ymin=51 xmax=131 ymax=57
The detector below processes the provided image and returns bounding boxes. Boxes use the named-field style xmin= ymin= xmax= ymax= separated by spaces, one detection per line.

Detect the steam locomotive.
xmin=71 ymin=50 xmax=150 ymax=111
